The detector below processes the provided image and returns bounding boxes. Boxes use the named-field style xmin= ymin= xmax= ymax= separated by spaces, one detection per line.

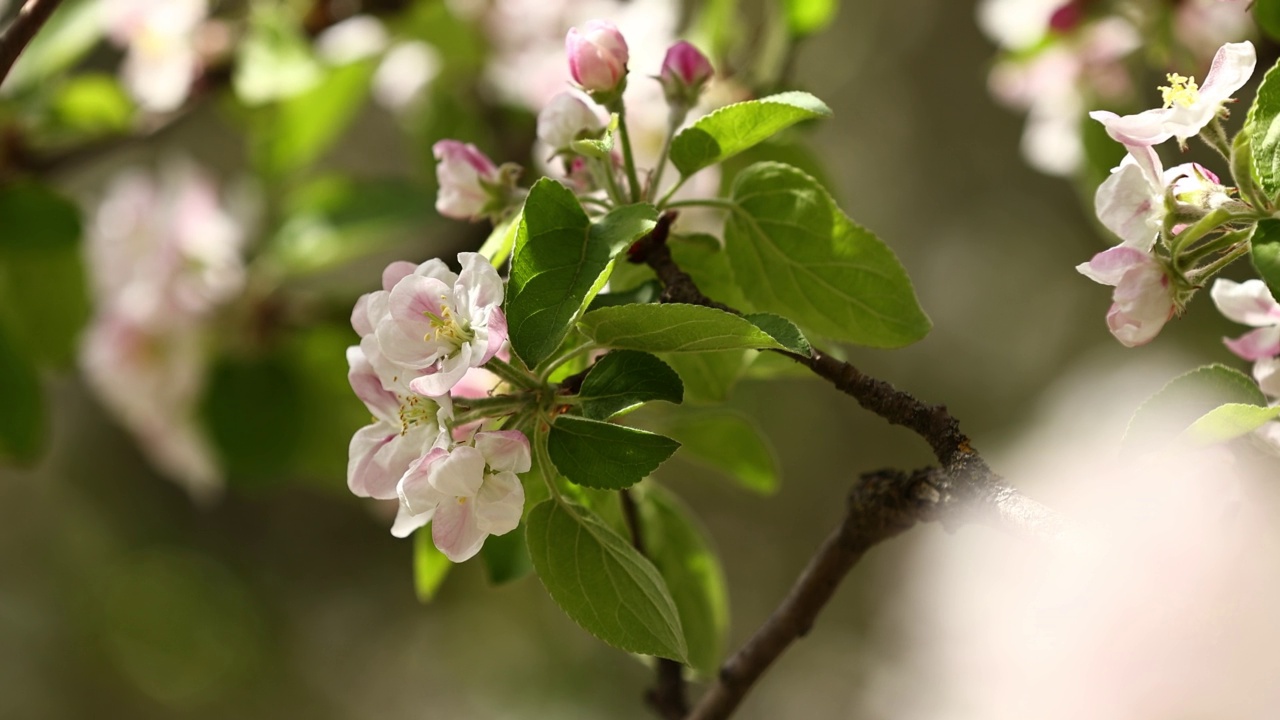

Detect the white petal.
xmin=474 ymin=470 xmax=525 ymax=536
xmin=397 ymin=447 xmax=450 ymax=514
xmin=1076 ymin=246 xmax=1151 ymax=286
xmin=1210 ymin=279 xmax=1280 ymax=327
xmin=1224 ymin=327 xmax=1280 ymax=361
xmin=431 ymin=497 xmax=488 ymax=562
xmin=474 ymin=430 xmax=532 ymax=474
xmin=1255 ymin=357 xmax=1280 ymax=398
xmin=1095 ymin=156 xmax=1161 ymax=249
xmin=390 ymin=501 xmax=433 ymax=538
xmin=427 ymin=445 xmax=487 ymax=498
xmin=408 ymin=343 xmax=473 ymax=396
xmin=347 ymin=423 xmax=399 ymax=498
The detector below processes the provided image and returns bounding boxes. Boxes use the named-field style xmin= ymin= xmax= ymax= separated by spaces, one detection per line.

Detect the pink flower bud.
xmin=565 ymin=20 xmax=629 ymax=94
xmin=659 ymin=41 xmax=713 ymax=106
xmin=433 ymin=140 xmax=500 ymax=221
xmin=1077 ymin=246 xmax=1176 ymax=347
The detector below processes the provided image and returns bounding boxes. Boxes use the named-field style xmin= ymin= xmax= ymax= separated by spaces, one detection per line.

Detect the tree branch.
xmin=627 ymin=211 xmax=1073 ymax=720
xmin=0 ymin=0 xmax=64 ymax=88
xmin=620 ymin=488 xmax=690 ymax=720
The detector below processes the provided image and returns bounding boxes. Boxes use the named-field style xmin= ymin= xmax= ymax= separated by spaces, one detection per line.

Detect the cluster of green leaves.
xmin=436 ymin=88 xmax=928 ymax=671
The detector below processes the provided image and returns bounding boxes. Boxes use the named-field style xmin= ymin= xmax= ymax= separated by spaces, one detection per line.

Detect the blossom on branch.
xmin=1077 ymin=246 xmax=1176 ymax=347
xmin=433 ymin=140 xmax=506 ymax=221
xmin=394 ymin=431 xmax=530 ymax=561
xmin=1089 ymin=41 xmax=1256 ymax=147
xmin=105 ymin=0 xmax=209 ymax=112
xmin=537 ymin=91 xmax=606 ymax=152
xmin=1095 ymin=145 xmax=1228 ymax=248
xmin=374 ymin=253 xmax=508 ymax=397
xmin=566 ymin=19 xmax=629 ymax=95
xmin=658 ymin=40 xmax=713 ymax=109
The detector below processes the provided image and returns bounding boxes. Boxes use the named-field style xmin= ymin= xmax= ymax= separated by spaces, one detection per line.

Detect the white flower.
xmin=105 ymin=0 xmax=208 ymax=112
xmin=315 ymin=15 xmax=388 ymax=65
xmin=536 ymin=91 xmax=606 ymax=151
xmin=373 ymin=41 xmax=441 ymax=112
xmin=1095 ymin=145 xmax=1228 ymax=248
xmin=373 ymin=253 xmax=508 ymax=396
xmin=394 ymin=431 xmax=530 ymax=560
xmin=1090 ymin=41 xmax=1256 ymax=147
xmin=1077 ymin=246 xmax=1176 ymax=347
xmin=433 ymin=140 xmax=502 ymax=221
xmin=346 ymin=342 xmax=453 ymax=501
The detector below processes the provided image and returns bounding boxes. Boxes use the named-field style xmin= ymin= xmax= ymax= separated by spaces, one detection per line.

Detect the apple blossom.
xmin=346 ymin=343 xmax=453 ymax=501
xmin=1210 ymin=279 xmax=1280 ymax=361
xmin=104 ymin=0 xmax=208 ymax=112
xmin=566 ymin=20 xmax=629 ymax=94
xmin=433 ymin=140 xmax=507 ymax=221
xmin=1089 ymin=41 xmax=1256 ymax=147
xmin=537 ymin=91 xmax=606 ymax=152
xmin=1077 ymin=246 xmax=1176 ymax=347
xmin=374 ymin=252 xmax=508 ymax=396
xmin=80 ymin=312 xmax=220 ymax=500
xmin=1095 ymin=145 xmax=1229 ymax=249
xmin=658 ymin=41 xmax=713 ymax=108
xmin=87 ymin=164 xmax=245 ymax=331
xmin=395 ymin=431 xmax=530 ymax=561
xmin=372 ymin=41 xmax=441 ymax=112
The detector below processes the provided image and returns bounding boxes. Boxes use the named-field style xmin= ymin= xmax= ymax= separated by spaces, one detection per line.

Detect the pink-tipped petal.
xmin=432 ymin=498 xmax=488 ymax=562
xmin=1224 ymin=327 xmax=1280 ymax=361
xmin=1210 ymin=279 xmax=1280 ymax=326
xmin=1076 ymin=245 xmax=1149 ymax=286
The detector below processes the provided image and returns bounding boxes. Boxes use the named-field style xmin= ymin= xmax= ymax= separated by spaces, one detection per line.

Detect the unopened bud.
xmin=566 ymin=20 xmax=629 ymax=96
xmin=658 ymin=41 xmax=713 ymax=108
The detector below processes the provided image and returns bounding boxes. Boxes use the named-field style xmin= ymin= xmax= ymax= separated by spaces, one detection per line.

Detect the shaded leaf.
xmin=1124 ymin=364 xmax=1267 ymax=452
xmin=548 ymin=416 xmax=680 ymax=490
xmin=579 ymin=350 xmax=684 ymax=419
xmin=414 ymin=529 xmax=451 ymax=603
xmin=665 ymin=409 xmax=779 ymax=494
xmin=577 ymin=303 xmax=790 ymax=353
xmin=526 ymin=500 xmax=688 ymax=662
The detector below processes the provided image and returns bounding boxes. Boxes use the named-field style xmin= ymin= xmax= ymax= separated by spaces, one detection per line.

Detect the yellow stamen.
xmin=1160 ymin=73 xmax=1199 ymax=109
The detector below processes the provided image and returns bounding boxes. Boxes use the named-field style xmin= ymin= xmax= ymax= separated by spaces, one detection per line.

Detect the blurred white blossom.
xmin=105 ymin=0 xmax=209 ymax=112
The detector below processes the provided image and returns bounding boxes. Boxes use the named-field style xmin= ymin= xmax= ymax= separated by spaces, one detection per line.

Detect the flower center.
xmin=397 ymin=395 xmax=440 ymax=435
xmin=1160 ymin=73 xmax=1199 ymax=109
xmin=422 ymin=298 xmax=475 ymax=350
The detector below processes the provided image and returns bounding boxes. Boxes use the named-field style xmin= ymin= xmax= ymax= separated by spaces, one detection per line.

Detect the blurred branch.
xmin=628 ymin=211 xmax=1073 ymax=720
xmin=620 ymin=488 xmax=690 ymax=720
xmin=0 ymin=0 xmax=64 ymax=88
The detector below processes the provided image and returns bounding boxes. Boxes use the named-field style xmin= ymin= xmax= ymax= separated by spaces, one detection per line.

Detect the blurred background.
xmin=0 ymin=0 xmax=1271 ymax=717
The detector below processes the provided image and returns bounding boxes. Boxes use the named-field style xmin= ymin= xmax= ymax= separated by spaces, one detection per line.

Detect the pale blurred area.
xmin=0 ymin=0 xmax=1269 ymax=718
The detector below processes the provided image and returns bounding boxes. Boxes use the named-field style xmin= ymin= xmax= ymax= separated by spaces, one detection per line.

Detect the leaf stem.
xmin=534 ymin=422 xmax=566 ymax=503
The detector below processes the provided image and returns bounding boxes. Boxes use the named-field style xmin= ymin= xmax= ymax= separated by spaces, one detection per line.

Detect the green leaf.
xmin=661 ymin=351 xmax=750 ymax=403
xmin=1124 ymin=364 xmax=1268 ymax=452
xmin=49 ymin=74 xmax=135 ymax=136
xmin=578 ymin=350 xmax=684 ymax=420
xmin=1246 ymin=57 xmax=1280 ymax=200
xmin=0 ymin=182 xmax=82 ymax=252
xmin=570 ymin=114 xmax=617 ymax=159
xmin=548 ymin=416 xmax=680 ymax=490
xmin=743 ymin=313 xmax=811 ymax=356
xmin=669 ymin=92 xmax=832 ymax=177
xmin=586 ymin=279 xmax=663 ymax=311
xmin=4 ymin=0 xmax=104 ymax=94
xmin=1182 ymin=403 xmax=1280 ymax=445
xmin=667 ymin=235 xmax=750 ymax=309
xmin=641 ymin=486 xmax=729 ymax=676
xmin=202 ymin=354 xmax=303 ymax=487
xmin=664 ymin=409 xmax=779 ymax=494
xmin=234 ymin=7 xmax=324 ymax=105
xmin=506 ymin=179 xmax=657 ymax=368
xmin=785 ymin=0 xmax=839 ymax=36
xmin=480 ymin=525 xmax=533 ymax=585
xmin=255 ymin=61 xmax=375 ymax=177
xmin=0 ymin=322 xmax=44 ymax=465
xmin=0 ymin=183 xmax=88 ymax=367
xmin=1256 ymin=0 xmax=1280 ymax=42
xmin=478 ymin=211 xmax=522 ymax=268
xmin=413 ymin=529 xmax=451 ymax=603
xmin=269 ymin=176 xmax=431 ymax=275
xmin=525 ymin=500 xmax=688 ymax=662
xmin=724 ymin=162 xmax=931 ymax=347
xmin=577 ymin=304 xmax=791 ymax=353
xmin=1251 ymin=219 xmax=1280 ymax=299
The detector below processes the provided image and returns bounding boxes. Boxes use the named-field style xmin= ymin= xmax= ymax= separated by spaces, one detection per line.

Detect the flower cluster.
xmin=1212 ymin=279 xmax=1280 ymax=450
xmin=979 ymin=0 xmax=1254 ymax=176
xmin=81 ymin=163 xmax=245 ymax=499
xmin=1077 ymin=41 xmax=1255 ymax=347
xmin=346 ymin=253 xmax=522 ymax=562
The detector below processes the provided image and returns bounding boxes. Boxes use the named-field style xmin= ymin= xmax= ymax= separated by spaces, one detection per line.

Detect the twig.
xmin=620 ymin=488 xmax=690 ymax=720
xmin=0 ymin=0 xmax=64 ymax=88
xmin=627 ymin=211 xmax=1072 ymax=720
